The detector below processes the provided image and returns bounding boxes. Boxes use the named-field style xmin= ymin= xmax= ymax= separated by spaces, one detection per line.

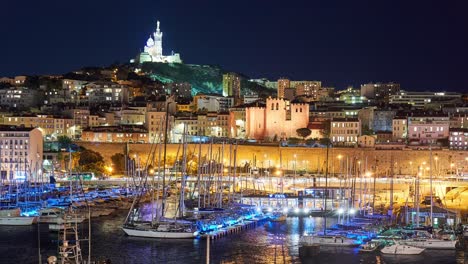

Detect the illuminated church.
xmin=137 ymin=21 xmax=182 ymax=63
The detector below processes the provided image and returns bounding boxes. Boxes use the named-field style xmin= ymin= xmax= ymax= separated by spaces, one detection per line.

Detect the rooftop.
xmin=0 ymin=125 xmax=36 ymax=132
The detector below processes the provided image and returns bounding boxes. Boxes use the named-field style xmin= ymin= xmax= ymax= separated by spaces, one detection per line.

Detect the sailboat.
xmin=0 ymin=207 xmax=36 ymax=226
xmin=0 ymin=158 xmax=38 ymax=226
xmin=300 ymin=141 xmax=360 ymax=247
xmin=300 ymin=235 xmax=359 ymax=247
xmin=399 ymin=145 xmax=457 ymax=250
xmin=380 ymin=243 xmax=425 ymax=255
xmin=122 ymin=119 xmax=199 ymax=239
xmin=400 ymin=238 xmax=456 ymax=250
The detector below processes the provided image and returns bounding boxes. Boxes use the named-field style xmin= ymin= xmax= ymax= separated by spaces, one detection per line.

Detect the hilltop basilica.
xmin=136 ymin=21 xmax=182 ymax=64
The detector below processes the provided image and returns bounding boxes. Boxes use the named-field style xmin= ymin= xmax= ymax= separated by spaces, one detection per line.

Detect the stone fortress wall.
xmin=78 ymin=142 xmax=468 ymax=177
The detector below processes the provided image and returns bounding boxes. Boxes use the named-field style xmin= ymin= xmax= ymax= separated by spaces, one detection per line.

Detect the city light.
xmin=1 ymin=4 xmax=466 ymax=264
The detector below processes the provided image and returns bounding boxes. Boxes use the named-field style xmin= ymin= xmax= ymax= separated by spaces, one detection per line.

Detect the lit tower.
xmin=153 ymin=20 xmax=163 ymax=59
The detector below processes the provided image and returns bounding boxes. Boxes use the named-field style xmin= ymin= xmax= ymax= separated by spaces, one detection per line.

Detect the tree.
xmin=319 ymin=137 xmax=331 ymax=146
xmin=57 ymin=135 xmax=73 ymax=151
xmin=362 ymin=125 xmax=374 ymax=136
xmin=110 ymin=153 xmax=125 ymax=174
xmin=79 ymin=149 xmax=104 ymax=166
xmin=287 ymin=137 xmax=301 ymax=145
xmin=296 ymin=128 xmax=312 ymax=140
xmin=320 ymin=120 xmax=331 ymax=138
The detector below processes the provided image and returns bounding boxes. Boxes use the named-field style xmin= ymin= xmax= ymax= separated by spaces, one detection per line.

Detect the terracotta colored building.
xmin=245 ymin=98 xmax=309 ymax=140
xmin=81 ymin=125 xmax=149 ymax=143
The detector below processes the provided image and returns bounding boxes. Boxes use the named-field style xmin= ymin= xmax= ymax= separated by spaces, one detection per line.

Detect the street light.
xmin=409 ymin=161 xmax=413 ymax=175
xmin=293 ymin=154 xmax=297 ymax=194
xmin=337 ymin=155 xmax=343 ymax=179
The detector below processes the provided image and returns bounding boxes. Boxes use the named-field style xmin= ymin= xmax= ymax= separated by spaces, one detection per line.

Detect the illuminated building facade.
xmin=392 ymin=117 xmax=408 ymax=141
xmin=449 ymin=128 xmax=468 ymax=150
xmin=1 ymin=115 xmax=75 ymax=140
xmin=0 ymin=126 xmax=43 ymax=181
xmin=408 ymin=115 xmax=449 ymax=144
xmin=138 ymin=21 xmax=182 ymax=63
xmin=330 ymin=118 xmax=361 ymax=145
xmin=245 ymin=98 xmax=309 ymax=140
xmin=223 ymin=73 xmax=241 ymax=105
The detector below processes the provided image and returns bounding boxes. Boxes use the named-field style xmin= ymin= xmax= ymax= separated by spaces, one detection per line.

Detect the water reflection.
xmin=0 ymin=212 xmax=464 ymax=263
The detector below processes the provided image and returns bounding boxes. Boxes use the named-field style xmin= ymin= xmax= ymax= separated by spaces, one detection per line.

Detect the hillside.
xmin=140 ymin=62 xmax=273 ymax=96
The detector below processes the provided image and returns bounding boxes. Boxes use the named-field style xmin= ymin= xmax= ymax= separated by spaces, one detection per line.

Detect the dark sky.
xmin=1 ymin=0 xmax=467 ymax=92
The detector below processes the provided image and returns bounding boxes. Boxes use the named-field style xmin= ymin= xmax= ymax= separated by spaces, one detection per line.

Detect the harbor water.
xmin=0 ymin=211 xmax=465 ymax=263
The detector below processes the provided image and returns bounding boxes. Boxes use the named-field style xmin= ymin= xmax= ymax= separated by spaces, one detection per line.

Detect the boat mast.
xmin=179 ymin=124 xmax=188 ymax=218
xmin=228 ymin=142 xmax=232 ymax=203
xmin=416 ymin=165 xmax=420 ymax=227
xmin=232 ymin=142 xmax=237 ymax=203
xmin=323 ymin=140 xmax=330 ymax=235
xmin=389 ymin=154 xmax=394 ymax=223
xmin=429 ymin=144 xmax=433 ymax=228
xmin=218 ymin=142 xmax=225 ymax=208
xmin=161 ymin=100 xmax=171 ymax=218
xmin=197 ymin=140 xmax=202 ymax=209
xmin=372 ymin=157 xmax=378 ymax=215
xmin=279 ymin=150 xmax=283 ymax=193
xmin=156 ymin=128 xmax=163 ymax=221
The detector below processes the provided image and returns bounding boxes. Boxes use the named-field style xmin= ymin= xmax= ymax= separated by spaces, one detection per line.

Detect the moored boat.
xmin=122 ymin=222 xmax=199 ymax=239
xmin=400 ymin=238 xmax=457 ymax=250
xmin=38 ymin=208 xmax=86 ymax=224
xmin=380 ymin=243 xmax=425 ymax=255
xmin=358 ymin=241 xmax=381 ymax=252
xmin=0 ymin=207 xmax=36 ymax=225
xmin=0 ymin=216 xmax=36 ymax=225
xmin=270 ymin=213 xmax=287 ymax=222
xmin=300 ymin=235 xmax=360 ymax=247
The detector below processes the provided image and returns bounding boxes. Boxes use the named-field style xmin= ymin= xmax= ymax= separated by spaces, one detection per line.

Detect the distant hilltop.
xmin=140 ymin=62 xmax=272 ymax=96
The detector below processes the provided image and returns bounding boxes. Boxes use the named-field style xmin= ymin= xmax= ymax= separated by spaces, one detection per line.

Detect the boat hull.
xmin=402 ymin=239 xmax=457 ymax=249
xmin=0 ymin=216 xmax=36 ymax=226
xmin=381 ymin=244 xmax=425 ymax=255
xmin=38 ymin=216 xmax=86 ymax=224
xmin=122 ymin=227 xmax=199 ymax=239
xmin=300 ymin=235 xmax=359 ymax=247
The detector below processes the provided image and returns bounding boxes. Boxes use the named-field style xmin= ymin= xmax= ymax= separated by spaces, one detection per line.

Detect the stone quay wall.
xmin=77 ymin=142 xmax=467 ymax=176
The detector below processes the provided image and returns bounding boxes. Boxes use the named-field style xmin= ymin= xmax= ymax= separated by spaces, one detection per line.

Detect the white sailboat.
xmin=0 ymin=208 xmax=36 ymax=226
xmin=122 ymin=221 xmax=199 ymax=239
xmin=380 ymin=243 xmax=425 ymax=255
xmin=122 ymin=118 xmax=199 ymax=239
xmin=38 ymin=207 xmax=86 ymax=224
xmin=400 ymin=238 xmax=457 ymax=250
xmin=300 ymin=235 xmax=359 ymax=247
xmin=300 ymin=142 xmax=359 ymax=247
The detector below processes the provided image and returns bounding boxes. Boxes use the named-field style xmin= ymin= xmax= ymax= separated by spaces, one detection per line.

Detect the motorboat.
xmin=300 ymin=235 xmax=360 ymax=247
xmin=38 ymin=208 xmax=86 ymax=224
xmin=0 ymin=207 xmax=36 ymax=226
xmin=270 ymin=213 xmax=287 ymax=222
xmin=380 ymin=243 xmax=425 ymax=255
xmin=401 ymin=238 xmax=457 ymax=249
xmin=358 ymin=241 xmax=381 ymax=252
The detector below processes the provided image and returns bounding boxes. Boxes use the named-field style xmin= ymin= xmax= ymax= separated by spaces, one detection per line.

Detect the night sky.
xmin=1 ymin=0 xmax=467 ymax=92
